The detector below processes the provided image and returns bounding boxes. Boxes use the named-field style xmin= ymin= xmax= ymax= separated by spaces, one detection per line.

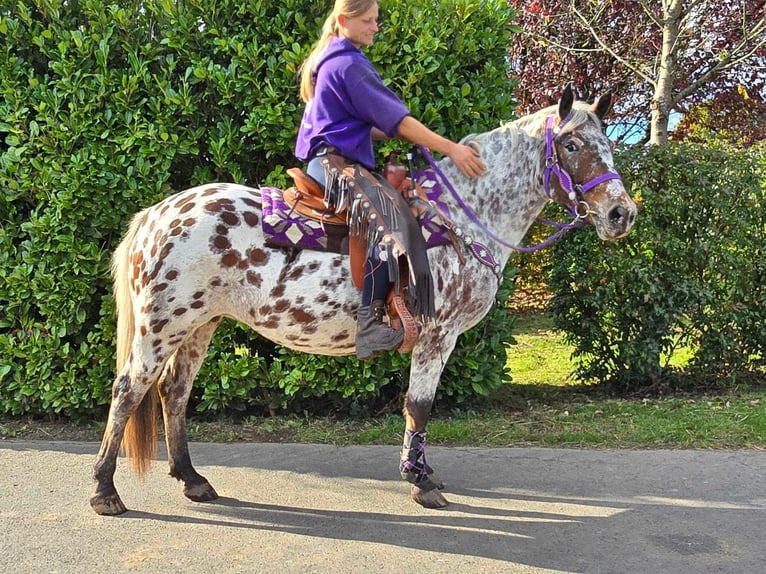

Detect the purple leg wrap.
xmin=400 ymin=430 xmax=439 ymax=492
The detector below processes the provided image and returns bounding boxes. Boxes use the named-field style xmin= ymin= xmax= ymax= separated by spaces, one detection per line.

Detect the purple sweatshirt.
xmin=295 ymin=36 xmax=410 ymax=170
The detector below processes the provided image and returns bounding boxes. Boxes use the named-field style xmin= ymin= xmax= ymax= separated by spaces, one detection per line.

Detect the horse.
xmin=90 ymin=85 xmax=637 ymax=515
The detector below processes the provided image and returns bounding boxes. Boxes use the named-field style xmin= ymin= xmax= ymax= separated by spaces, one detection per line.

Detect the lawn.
xmin=506 ymin=314 xmax=576 ymax=386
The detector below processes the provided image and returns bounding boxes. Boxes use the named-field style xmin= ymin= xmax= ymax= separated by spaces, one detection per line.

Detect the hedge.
xmin=548 ymin=142 xmax=766 ymax=390
xmin=0 ymin=0 xmax=519 ymax=416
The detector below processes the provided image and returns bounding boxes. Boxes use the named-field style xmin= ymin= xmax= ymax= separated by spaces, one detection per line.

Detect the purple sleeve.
xmin=344 ymin=62 xmax=410 ymax=138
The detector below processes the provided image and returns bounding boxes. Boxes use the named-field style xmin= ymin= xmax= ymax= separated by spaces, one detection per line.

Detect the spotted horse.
xmin=91 ymin=86 xmax=637 ymax=515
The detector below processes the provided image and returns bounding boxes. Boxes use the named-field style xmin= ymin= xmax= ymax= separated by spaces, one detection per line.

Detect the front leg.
xmin=400 ymin=393 xmax=448 ymax=508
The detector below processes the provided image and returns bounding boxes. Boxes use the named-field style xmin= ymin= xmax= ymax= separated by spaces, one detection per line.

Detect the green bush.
xmin=548 ymin=143 xmax=766 ymax=389
xmin=0 ymin=0 xmax=518 ymax=416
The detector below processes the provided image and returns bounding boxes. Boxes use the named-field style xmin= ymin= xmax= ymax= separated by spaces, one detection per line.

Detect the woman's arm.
xmin=396 ymin=116 xmax=486 ymax=178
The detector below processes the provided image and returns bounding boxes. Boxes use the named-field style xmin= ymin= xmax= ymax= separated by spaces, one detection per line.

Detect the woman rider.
xmin=295 ymin=0 xmax=485 ymax=360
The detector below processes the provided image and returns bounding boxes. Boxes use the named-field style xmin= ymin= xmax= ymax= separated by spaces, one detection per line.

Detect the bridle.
xmin=543 ymin=113 xmax=622 ymax=220
xmin=418 ymin=112 xmax=623 ymax=257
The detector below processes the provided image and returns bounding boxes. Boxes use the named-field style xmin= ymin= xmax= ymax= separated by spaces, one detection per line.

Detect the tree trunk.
xmin=650 ymin=0 xmax=684 ymax=145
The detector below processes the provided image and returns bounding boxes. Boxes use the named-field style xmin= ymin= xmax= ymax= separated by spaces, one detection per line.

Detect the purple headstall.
xmin=544 ymin=114 xmax=622 ymax=219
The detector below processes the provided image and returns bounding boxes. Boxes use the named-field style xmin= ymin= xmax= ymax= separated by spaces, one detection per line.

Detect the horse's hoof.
xmin=90 ymin=493 xmax=128 ymax=516
xmin=184 ymin=481 xmax=219 ymax=502
xmin=411 ymin=485 xmax=449 ymax=509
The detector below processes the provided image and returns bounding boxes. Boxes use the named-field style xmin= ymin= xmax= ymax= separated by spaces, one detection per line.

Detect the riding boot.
xmin=356 ymin=300 xmax=404 ymax=361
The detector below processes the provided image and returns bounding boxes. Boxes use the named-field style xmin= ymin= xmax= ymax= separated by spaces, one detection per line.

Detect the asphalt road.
xmin=1 ymin=441 xmax=765 ymax=573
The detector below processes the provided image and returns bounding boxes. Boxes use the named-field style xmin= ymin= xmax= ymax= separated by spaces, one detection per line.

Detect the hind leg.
xmin=158 ymin=319 xmax=221 ymax=502
xmin=400 ymin=336 xmax=457 ymax=509
xmin=91 ymin=355 xmax=163 ymax=515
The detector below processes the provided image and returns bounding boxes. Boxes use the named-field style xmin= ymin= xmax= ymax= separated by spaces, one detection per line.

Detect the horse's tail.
xmin=113 ymin=210 xmax=158 ymax=476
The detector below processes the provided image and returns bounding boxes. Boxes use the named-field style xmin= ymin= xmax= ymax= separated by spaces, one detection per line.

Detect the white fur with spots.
xmin=91 ymin=91 xmax=637 ymax=515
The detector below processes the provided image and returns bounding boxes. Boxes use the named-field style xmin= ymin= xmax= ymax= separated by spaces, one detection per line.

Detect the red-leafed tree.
xmin=671 ymin=86 xmax=766 ymax=147
xmin=507 ymin=0 xmax=766 ymax=146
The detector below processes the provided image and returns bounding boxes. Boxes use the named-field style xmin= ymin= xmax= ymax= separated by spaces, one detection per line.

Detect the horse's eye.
xmin=565 ymin=142 xmax=578 ymax=153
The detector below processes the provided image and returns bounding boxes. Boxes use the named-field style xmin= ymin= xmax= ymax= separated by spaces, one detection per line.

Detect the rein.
xmin=417 ymin=112 xmax=622 ymax=256
xmin=418 ymin=144 xmax=571 ymax=255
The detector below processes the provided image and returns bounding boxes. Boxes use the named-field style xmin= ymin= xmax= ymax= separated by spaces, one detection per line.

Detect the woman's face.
xmin=339 ymin=3 xmax=379 ymax=48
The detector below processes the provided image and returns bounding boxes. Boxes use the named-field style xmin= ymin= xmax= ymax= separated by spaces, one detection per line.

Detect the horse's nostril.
xmin=609 ymin=206 xmax=627 ymax=223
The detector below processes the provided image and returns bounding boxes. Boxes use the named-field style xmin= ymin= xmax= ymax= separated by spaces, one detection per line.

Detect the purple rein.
xmin=419 ymin=112 xmax=623 ymax=255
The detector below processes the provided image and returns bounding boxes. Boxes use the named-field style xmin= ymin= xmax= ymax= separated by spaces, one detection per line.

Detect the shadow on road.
xmin=2 ymin=440 xmax=765 ymax=572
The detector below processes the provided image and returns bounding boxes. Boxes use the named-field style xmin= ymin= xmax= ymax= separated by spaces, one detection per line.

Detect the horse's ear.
xmin=592 ymin=92 xmax=613 ymax=120
xmin=558 ymin=84 xmax=574 ymax=120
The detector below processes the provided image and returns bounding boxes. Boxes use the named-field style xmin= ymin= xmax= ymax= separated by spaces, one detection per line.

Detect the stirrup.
xmin=390 ymin=295 xmax=419 ymax=353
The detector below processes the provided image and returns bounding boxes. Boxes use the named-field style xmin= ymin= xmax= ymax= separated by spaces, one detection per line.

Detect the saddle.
xmin=262 ymin=152 xmax=504 ymax=353
xmin=280 ymin=152 xmax=437 ymax=353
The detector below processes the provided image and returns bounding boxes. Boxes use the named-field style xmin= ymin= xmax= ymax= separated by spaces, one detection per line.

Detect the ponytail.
xmin=299 ymin=17 xmax=338 ymax=102
xmin=298 ymin=0 xmax=378 ymax=102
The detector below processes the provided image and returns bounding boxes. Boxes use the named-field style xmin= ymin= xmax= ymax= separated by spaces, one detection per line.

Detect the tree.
xmin=671 ymin=85 xmax=766 ymax=147
xmin=507 ymin=0 xmax=766 ymax=146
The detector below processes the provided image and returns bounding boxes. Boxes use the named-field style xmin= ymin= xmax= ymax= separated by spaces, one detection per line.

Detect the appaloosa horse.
xmin=91 ymin=86 xmax=637 ymax=515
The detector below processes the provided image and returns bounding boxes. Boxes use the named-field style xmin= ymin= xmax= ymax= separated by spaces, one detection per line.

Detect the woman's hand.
xmin=447 ymin=142 xmax=486 ymax=179
xmin=397 ymin=116 xmax=486 ymax=179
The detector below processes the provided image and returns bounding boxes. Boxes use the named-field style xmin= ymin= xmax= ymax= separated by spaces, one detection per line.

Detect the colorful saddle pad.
xmin=261 ymin=185 xmax=349 ymax=253
xmin=261 ymin=169 xmax=453 ymax=253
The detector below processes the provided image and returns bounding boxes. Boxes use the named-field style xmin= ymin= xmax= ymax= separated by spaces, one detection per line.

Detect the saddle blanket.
xmin=261 ymin=170 xmax=452 ymax=253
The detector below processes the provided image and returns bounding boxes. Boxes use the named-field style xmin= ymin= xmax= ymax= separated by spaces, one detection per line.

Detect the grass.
xmin=506 ymin=314 xmax=577 ymax=385
xmin=2 ymin=314 xmax=765 ymax=449
xmin=138 ymin=392 xmax=766 ymax=448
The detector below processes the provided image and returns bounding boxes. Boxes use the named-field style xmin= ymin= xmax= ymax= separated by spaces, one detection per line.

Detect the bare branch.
xmin=638 ymin=0 xmax=663 ymax=27
xmin=673 ymin=12 xmax=766 ymax=104
xmin=570 ymin=2 xmax=657 ymax=87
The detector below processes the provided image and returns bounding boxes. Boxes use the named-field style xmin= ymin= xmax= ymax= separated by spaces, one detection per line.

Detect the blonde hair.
xmin=299 ymin=0 xmax=378 ymax=102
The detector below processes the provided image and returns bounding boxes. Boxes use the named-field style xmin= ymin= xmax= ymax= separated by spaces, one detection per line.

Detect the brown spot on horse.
xmin=91 ymin=88 xmax=637 ymax=516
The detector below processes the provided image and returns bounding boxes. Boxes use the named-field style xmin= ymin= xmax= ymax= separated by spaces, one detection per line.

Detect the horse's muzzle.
xmin=591 ymin=195 xmax=637 ymax=241
xmin=604 ymin=202 xmax=637 ymax=239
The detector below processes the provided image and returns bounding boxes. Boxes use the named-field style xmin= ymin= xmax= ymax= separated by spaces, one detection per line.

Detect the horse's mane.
xmin=459 ymin=101 xmax=601 ymax=178
xmin=499 ymin=101 xmax=599 ymax=138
